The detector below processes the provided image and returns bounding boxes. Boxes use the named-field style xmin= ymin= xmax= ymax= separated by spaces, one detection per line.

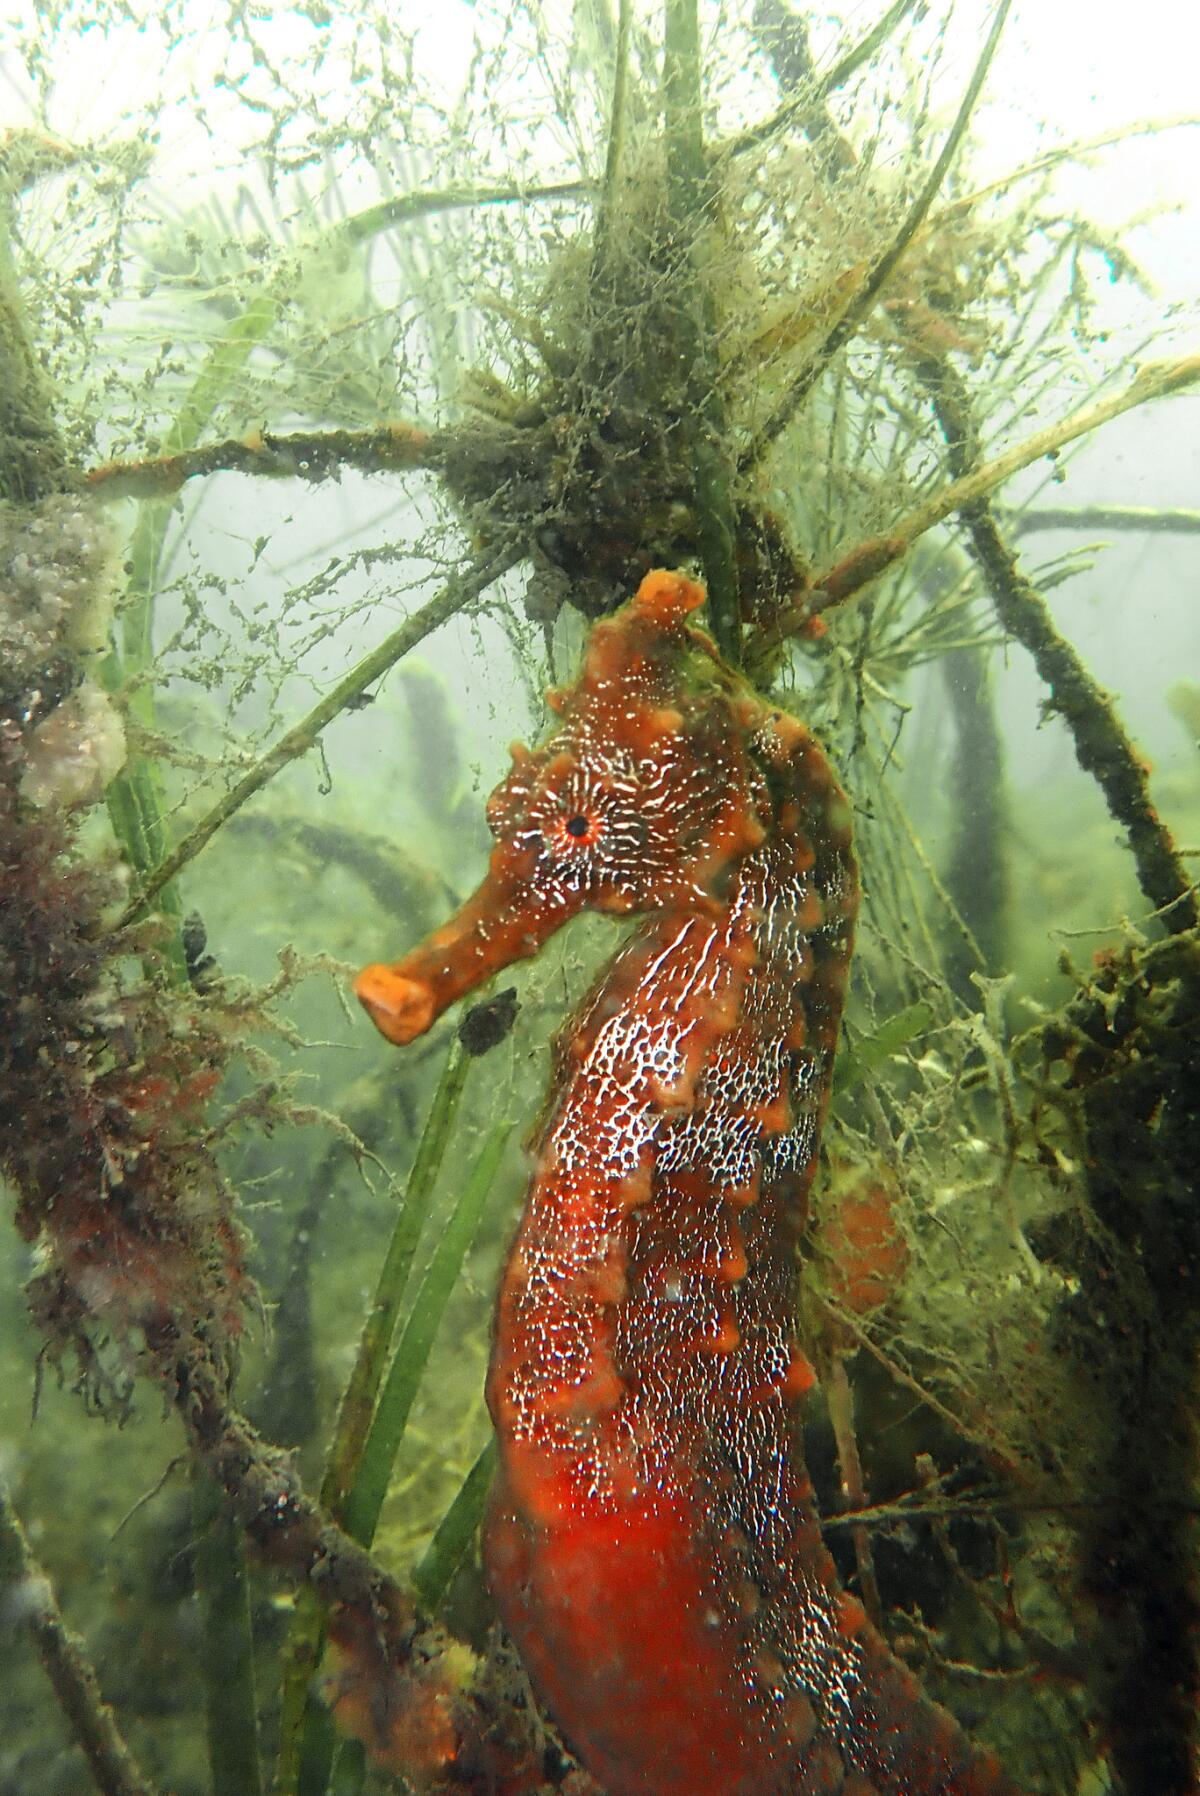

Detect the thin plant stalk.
xmin=340 ymin=1121 xmax=512 ymax=1546
xmin=193 ymin=1470 xmax=264 ymax=1796
xmin=322 ymin=1123 xmax=511 ymax=1796
xmin=275 ymin=1038 xmax=473 ymax=1796
xmin=320 ymin=1040 xmax=474 ymax=1516
xmin=592 ymin=0 xmax=632 ymax=275
xmin=412 ymin=1439 xmax=500 ymax=1612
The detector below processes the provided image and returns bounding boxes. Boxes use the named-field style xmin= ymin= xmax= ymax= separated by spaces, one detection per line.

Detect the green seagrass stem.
xmin=412 ymin=1440 xmax=500 ymax=1610
xmin=194 ymin=1473 xmax=264 ymax=1796
xmin=321 ymin=1040 xmax=473 ymax=1518
xmin=277 ymin=1039 xmax=472 ymax=1796
xmin=340 ymin=1119 xmax=511 ymax=1545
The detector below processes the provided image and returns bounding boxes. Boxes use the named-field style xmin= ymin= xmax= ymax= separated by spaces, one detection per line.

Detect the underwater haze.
xmin=1 ymin=3 xmax=1198 ymax=1795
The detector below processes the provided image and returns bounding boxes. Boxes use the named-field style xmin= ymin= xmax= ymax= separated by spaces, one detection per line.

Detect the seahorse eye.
xmin=544 ymin=800 xmax=605 ymax=860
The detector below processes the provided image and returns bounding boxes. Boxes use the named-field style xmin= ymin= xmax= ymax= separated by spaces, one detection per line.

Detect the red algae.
xmin=816 ymin=1158 xmax=911 ymax=1318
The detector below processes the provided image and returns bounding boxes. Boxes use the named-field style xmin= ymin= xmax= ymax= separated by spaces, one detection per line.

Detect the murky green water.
xmin=1 ymin=3 xmax=1198 ymax=1792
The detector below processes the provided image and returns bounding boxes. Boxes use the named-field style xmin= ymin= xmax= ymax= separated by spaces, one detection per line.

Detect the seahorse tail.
xmin=830 ymin=1599 xmax=1028 ymax=1796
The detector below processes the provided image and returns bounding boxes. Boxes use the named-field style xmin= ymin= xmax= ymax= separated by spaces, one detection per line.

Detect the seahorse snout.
xmin=353 ymin=964 xmax=436 ymax=1045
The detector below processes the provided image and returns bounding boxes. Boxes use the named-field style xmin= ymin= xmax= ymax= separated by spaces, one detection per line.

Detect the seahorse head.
xmin=356 ymin=570 xmax=769 ymax=1045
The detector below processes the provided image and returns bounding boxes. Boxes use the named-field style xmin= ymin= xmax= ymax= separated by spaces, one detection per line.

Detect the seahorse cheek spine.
xmin=355 ymin=570 xmax=1029 ymax=1796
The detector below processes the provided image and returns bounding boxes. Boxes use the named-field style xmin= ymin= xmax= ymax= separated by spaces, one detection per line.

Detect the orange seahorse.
xmin=355 ymin=570 xmax=1027 ymax=1796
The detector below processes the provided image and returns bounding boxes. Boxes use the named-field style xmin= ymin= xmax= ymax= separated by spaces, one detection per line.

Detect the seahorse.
xmin=356 ymin=570 xmax=1027 ymax=1796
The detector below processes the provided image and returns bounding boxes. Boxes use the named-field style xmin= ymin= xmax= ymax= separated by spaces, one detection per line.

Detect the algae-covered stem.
xmin=591 ymin=0 xmax=632 ymax=278
xmin=717 ymin=0 xmax=921 ymax=164
xmin=744 ymin=354 xmax=1200 ymax=652
xmin=662 ymin=0 xmax=742 ymax=663
xmin=1017 ymin=503 xmax=1200 ymax=535
xmin=740 ymin=0 xmax=1014 ymax=474
xmin=85 ymin=380 xmax=1200 ymax=561
xmin=112 ymin=542 xmax=519 ymax=928
xmin=0 ymin=1483 xmax=160 ymax=1796
xmin=84 ymin=423 xmax=448 ymax=503
xmin=170 ymin=1344 xmax=548 ymax=1795
xmin=919 ymin=355 xmax=1199 ymax=935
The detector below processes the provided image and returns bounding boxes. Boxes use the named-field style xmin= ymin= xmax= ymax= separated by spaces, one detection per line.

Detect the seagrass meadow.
xmin=1 ymin=2 xmax=1199 ymax=1793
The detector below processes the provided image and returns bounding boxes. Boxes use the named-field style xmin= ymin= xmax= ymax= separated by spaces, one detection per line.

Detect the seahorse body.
xmin=356 ymin=572 xmax=1026 ymax=1796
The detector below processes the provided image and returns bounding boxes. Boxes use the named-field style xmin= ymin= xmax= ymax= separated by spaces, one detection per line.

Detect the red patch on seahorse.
xmin=357 ymin=571 xmax=1028 ymax=1796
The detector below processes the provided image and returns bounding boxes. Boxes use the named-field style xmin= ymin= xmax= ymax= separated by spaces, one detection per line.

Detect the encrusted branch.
xmin=0 ymin=1481 xmax=159 ymax=1796
xmin=114 ymin=544 xmax=519 ymax=926
xmin=1015 ymin=503 xmax=1200 ymax=536
xmin=166 ymin=1344 xmax=544 ymax=1795
xmin=920 ymin=357 xmax=1198 ymax=934
xmin=85 ymin=424 xmax=447 ymax=503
